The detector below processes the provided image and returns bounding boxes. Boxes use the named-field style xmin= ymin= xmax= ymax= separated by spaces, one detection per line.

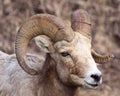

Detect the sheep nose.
xmin=90 ymin=74 xmax=102 ymax=82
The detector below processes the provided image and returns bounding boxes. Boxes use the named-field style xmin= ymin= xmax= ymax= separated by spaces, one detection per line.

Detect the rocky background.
xmin=0 ymin=0 xmax=120 ymax=96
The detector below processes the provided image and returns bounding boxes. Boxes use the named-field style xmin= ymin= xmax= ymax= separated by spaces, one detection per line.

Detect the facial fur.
xmin=35 ymin=32 xmax=102 ymax=88
xmin=48 ymin=32 xmax=101 ymax=87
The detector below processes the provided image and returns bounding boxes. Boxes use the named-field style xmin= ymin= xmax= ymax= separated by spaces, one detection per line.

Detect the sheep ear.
xmin=35 ymin=35 xmax=53 ymax=53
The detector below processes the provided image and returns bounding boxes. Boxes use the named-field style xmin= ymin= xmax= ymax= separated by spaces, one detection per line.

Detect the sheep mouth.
xmin=84 ymin=81 xmax=99 ymax=88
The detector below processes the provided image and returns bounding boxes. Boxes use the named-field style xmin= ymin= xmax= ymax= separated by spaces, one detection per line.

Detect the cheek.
xmin=70 ymin=54 xmax=92 ymax=77
xmin=56 ymin=61 xmax=70 ymax=84
xmin=55 ymin=56 xmax=75 ymax=83
xmin=69 ymin=63 xmax=89 ymax=77
xmin=78 ymin=64 xmax=90 ymax=76
xmin=64 ymin=59 xmax=75 ymax=69
xmin=61 ymin=56 xmax=88 ymax=77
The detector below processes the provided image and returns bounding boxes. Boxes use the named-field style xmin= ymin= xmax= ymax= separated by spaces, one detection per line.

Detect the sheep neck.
xmin=36 ymin=54 xmax=78 ymax=96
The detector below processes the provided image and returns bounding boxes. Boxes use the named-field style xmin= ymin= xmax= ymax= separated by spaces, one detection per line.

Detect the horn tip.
xmin=109 ymin=54 xmax=114 ymax=58
xmin=111 ymin=54 xmax=114 ymax=58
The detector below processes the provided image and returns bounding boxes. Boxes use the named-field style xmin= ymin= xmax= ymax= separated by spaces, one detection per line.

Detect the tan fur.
xmin=0 ymin=52 xmax=79 ymax=96
xmin=0 ymin=32 xmax=100 ymax=96
xmin=0 ymin=10 xmax=111 ymax=96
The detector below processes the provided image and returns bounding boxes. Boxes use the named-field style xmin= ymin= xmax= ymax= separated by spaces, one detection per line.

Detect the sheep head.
xmin=15 ymin=9 xmax=113 ymax=88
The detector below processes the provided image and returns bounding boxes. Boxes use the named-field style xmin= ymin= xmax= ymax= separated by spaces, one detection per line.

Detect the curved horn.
xmin=91 ymin=49 xmax=114 ymax=63
xmin=71 ymin=10 xmax=114 ymax=63
xmin=71 ymin=9 xmax=91 ymax=39
xmin=15 ymin=14 xmax=74 ymax=75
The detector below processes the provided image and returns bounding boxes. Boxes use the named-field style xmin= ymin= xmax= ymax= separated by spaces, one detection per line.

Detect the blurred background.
xmin=0 ymin=0 xmax=120 ymax=96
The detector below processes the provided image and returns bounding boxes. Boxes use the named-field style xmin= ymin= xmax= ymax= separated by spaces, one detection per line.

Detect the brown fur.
xmin=0 ymin=52 xmax=80 ymax=96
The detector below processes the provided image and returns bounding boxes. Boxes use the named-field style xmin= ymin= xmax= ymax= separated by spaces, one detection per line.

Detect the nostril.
xmin=91 ymin=74 xmax=102 ymax=82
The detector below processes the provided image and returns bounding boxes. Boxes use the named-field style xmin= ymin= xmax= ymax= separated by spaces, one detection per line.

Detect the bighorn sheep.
xmin=0 ymin=9 xmax=113 ymax=96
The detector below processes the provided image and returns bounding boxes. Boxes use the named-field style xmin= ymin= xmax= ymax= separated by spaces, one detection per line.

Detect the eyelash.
xmin=60 ymin=52 xmax=70 ymax=57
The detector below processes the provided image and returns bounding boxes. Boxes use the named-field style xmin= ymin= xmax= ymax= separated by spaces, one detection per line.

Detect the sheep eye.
xmin=61 ymin=52 xmax=69 ymax=57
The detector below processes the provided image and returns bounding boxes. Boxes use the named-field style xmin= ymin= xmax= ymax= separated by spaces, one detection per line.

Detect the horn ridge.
xmin=91 ymin=49 xmax=114 ymax=63
xmin=71 ymin=9 xmax=91 ymax=39
xmin=15 ymin=14 xmax=74 ymax=75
